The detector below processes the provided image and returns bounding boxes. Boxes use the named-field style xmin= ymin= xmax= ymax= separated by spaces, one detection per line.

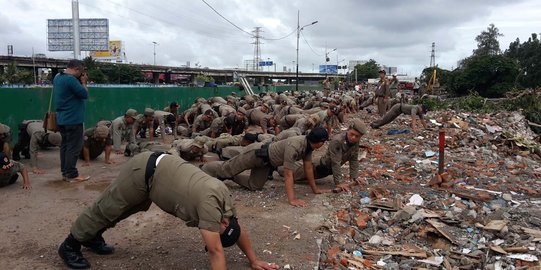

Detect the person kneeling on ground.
xmin=58 ymin=152 xmax=278 ymax=270
xmin=0 ymin=152 xmax=31 ymax=189
xmin=370 ymin=103 xmax=428 ymax=130
xmin=277 ymin=119 xmax=367 ymax=192
xmin=201 ymin=127 xmax=331 ymax=207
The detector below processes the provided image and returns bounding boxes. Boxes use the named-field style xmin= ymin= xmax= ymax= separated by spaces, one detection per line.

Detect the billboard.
xmin=90 ymin=40 xmax=122 ymax=59
xmin=319 ymin=65 xmax=338 ymax=74
xmin=47 ymin=18 xmax=109 ymax=51
xmin=258 ymin=61 xmax=273 ymax=67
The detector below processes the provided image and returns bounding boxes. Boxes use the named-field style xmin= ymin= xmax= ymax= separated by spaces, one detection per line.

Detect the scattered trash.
xmin=318 ymin=110 xmax=541 ymax=269
xmin=406 ymin=194 xmax=424 ymax=206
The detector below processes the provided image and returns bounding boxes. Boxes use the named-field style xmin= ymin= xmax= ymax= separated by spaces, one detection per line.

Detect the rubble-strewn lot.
xmin=319 ymin=109 xmax=541 ymax=270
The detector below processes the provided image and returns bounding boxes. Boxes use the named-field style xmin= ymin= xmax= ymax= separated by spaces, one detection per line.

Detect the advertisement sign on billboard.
xmin=319 ymin=65 xmax=338 ymax=74
xmin=90 ymin=40 xmax=122 ymax=59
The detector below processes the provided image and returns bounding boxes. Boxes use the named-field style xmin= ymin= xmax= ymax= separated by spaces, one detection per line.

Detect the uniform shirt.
xmin=292 ymin=117 xmax=315 ymax=134
xmin=27 ymin=121 xmax=49 ymax=167
xmin=83 ymin=127 xmax=112 ymax=160
xmin=170 ymin=139 xmax=208 ymax=161
xmin=111 ymin=116 xmax=135 ymax=151
xmin=0 ymin=123 xmax=11 ymax=144
xmin=0 ymin=161 xmax=24 ymax=187
xmin=278 ymin=114 xmax=305 ymax=129
xmin=217 ymin=104 xmax=236 ymax=117
xmin=319 ymin=132 xmax=360 ymax=185
xmin=154 ymin=110 xmax=173 ymax=139
xmin=53 ymin=73 xmax=88 ymax=125
xmin=398 ymin=104 xmax=424 ymax=119
xmin=375 ymin=79 xmax=390 ymax=98
xmin=268 ymin=135 xmax=312 ymax=170
xmin=133 ymin=114 xmax=155 ymax=132
xmin=246 ymin=108 xmax=273 ymax=131
xmin=274 ymin=105 xmax=303 ymax=121
xmin=192 ymin=115 xmax=212 ymax=132
xmin=150 ymin=155 xmax=236 ymax=232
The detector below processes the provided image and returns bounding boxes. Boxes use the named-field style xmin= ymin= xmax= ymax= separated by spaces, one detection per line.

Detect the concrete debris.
xmin=318 ymin=110 xmax=541 ymax=269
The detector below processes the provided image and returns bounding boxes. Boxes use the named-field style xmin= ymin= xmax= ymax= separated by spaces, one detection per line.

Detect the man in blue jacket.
xmin=54 ymin=59 xmax=90 ymax=182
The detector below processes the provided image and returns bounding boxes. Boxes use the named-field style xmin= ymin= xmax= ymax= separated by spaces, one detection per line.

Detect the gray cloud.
xmin=0 ymin=0 xmax=539 ymax=76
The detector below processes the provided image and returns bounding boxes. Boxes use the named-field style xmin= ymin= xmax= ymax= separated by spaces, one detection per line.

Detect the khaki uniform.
xmin=202 ymin=133 xmax=244 ymax=150
xmin=153 ymin=110 xmax=173 ymax=138
xmin=192 ymin=114 xmax=213 ymax=134
xmin=201 ymin=135 xmax=312 ymax=190
xmin=274 ymin=106 xmax=303 ymax=122
xmin=80 ymin=127 xmax=112 ymax=160
xmin=283 ymin=132 xmax=359 ymax=184
xmin=246 ymin=108 xmax=273 ymax=132
xmin=111 ymin=116 xmax=136 ymax=151
xmin=132 ymin=141 xmax=170 ymax=155
xmin=133 ymin=115 xmax=154 ymax=136
xmin=13 ymin=121 xmax=61 ymax=167
xmin=292 ymin=116 xmax=316 ymax=134
xmin=278 ymin=114 xmax=305 ymax=130
xmin=375 ymin=79 xmax=390 ymax=116
xmin=0 ymin=123 xmax=12 ymax=145
xmin=70 ymin=152 xmax=236 ymax=242
xmin=170 ymin=138 xmax=208 ymax=161
xmin=371 ymin=103 xmax=424 ymax=128
xmin=0 ymin=161 xmax=24 ymax=187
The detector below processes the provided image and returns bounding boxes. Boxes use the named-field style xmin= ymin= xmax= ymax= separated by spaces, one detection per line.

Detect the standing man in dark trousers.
xmin=54 ymin=59 xmax=90 ymax=182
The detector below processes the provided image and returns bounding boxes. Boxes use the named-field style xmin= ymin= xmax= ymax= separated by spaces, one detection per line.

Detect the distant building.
xmin=382 ymin=65 xmax=398 ymax=75
xmin=348 ymin=60 xmax=367 ymax=71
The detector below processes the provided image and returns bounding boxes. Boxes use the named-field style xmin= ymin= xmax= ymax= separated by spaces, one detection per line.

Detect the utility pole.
xmin=72 ymin=0 xmax=80 ymax=59
xmin=152 ymin=41 xmax=158 ymax=65
xmin=252 ymin=27 xmax=263 ymax=71
xmin=430 ymin=42 xmax=436 ymax=68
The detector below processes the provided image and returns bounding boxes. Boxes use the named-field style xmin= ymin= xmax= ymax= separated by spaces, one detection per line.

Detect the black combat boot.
xmin=124 ymin=148 xmax=131 ymax=157
xmin=58 ymin=234 xmax=90 ymax=269
xmin=82 ymin=229 xmax=115 ymax=255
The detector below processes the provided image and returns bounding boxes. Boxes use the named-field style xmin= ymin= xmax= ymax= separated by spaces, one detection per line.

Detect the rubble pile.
xmin=319 ymin=110 xmax=541 ymax=269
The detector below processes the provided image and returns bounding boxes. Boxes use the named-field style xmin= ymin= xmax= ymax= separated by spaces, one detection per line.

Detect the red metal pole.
xmin=438 ymin=129 xmax=445 ymax=175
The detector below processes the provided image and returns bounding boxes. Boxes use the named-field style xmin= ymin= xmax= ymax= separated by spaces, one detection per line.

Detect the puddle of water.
xmin=84 ymin=181 xmax=111 ymax=192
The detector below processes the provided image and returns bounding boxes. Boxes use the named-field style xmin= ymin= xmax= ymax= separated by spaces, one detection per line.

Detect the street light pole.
xmin=152 ymin=41 xmax=158 ymax=65
xmin=295 ymin=10 xmax=318 ymax=91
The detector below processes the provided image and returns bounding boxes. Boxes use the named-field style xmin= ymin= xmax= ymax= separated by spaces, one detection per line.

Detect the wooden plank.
xmin=426 ymin=219 xmax=458 ymax=244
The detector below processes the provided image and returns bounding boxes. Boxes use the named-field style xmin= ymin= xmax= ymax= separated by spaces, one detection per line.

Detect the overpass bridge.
xmin=0 ymin=55 xmax=344 ymax=85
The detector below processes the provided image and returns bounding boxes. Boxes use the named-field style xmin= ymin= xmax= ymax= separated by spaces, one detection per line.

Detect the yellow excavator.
xmin=427 ymin=68 xmax=440 ymax=94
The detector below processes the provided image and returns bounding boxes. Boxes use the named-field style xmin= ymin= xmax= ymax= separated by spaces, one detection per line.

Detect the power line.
xmin=301 ymin=31 xmax=322 ymax=56
xmin=261 ymin=28 xmax=297 ymax=41
xmin=201 ymin=0 xmax=298 ymax=41
xmin=201 ymin=0 xmax=255 ymax=37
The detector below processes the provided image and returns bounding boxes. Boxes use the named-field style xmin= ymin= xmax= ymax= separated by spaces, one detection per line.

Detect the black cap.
xmin=220 ymin=216 xmax=241 ymax=247
xmin=306 ymin=127 xmax=329 ymax=143
xmin=170 ymin=101 xmax=179 ymax=108
xmin=205 ymin=216 xmax=241 ymax=251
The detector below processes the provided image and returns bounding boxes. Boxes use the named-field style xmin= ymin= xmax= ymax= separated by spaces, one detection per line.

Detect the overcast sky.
xmin=1 ymin=0 xmax=541 ymax=76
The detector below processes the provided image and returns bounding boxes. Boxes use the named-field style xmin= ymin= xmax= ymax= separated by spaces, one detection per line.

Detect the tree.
xmin=505 ymin=33 xmax=541 ymax=88
xmin=101 ymin=64 xmax=143 ymax=84
xmin=447 ymin=54 xmax=518 ymax=97
xmin=420 ymin=66 xmax=451 ymax=86
xmin=352 ymin=59 xmax=379 ymax=81
xmin=473 ymin=23 xmax=503 ymax=56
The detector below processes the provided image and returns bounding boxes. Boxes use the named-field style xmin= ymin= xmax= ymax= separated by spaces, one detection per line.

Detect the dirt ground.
xmin=0 ymin=137 xmax=340 ymax=270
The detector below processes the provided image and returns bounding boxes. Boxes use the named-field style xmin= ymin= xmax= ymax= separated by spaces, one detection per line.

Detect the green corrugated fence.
xmin=0 ymin=84 xmax=320 ymax=143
